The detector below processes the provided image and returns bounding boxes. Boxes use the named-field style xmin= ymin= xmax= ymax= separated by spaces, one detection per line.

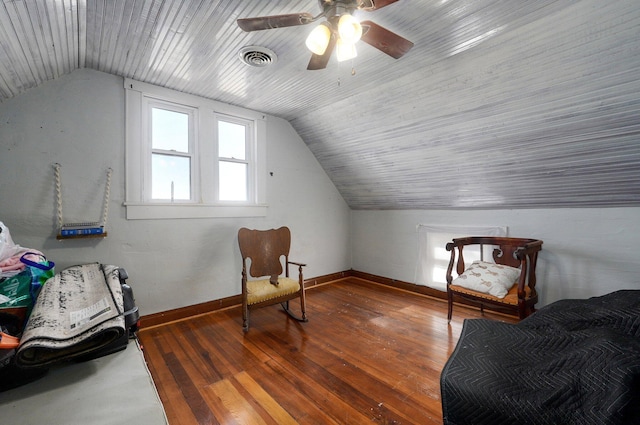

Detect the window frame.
xmin=124 ymin=79 xmax=267 ymax=219
xmin=214 ymin=113 xmax=254 ymax=203
xmin=145 ymin=99 xmax=197 ymax=203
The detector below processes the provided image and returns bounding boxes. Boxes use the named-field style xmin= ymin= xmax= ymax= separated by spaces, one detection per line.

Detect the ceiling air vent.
xmin=239 ymin=46 xmax=277 ymax=67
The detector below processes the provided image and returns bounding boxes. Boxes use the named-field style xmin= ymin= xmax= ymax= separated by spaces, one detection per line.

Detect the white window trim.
xmin=124 ymin=79 xmax=268 ymax=219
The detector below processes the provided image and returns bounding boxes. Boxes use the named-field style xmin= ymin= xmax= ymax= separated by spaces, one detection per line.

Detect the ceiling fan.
xmin=237 ymin=0 xmax=414 ymax=70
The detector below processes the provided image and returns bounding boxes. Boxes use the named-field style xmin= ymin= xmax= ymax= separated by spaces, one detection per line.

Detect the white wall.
xmin=0 ymin=69 xmax=351 ymax=315
xmin=351 ymin=208 xmax=640 ymax=307
xmin=3 ymin=68 xmax=638 ymax=317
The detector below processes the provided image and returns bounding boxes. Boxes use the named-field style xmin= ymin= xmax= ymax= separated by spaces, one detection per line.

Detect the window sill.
xmin=124 ymin=203 xmax=268 ymax=220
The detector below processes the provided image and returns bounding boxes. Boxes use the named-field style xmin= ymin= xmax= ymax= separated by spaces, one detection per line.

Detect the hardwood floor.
xmin=138 ymin=278 xmax=516 ymax=425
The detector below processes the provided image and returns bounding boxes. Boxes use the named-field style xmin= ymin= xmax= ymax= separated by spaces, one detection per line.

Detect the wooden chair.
xmin=238 ymin=227 xmax=308 ymax=331
xmin=445 ymin=236 xmax=543 ymax=322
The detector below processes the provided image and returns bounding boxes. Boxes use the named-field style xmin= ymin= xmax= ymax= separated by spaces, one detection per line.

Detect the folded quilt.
xmin=16 ymin=263 xmax=125 ymax=367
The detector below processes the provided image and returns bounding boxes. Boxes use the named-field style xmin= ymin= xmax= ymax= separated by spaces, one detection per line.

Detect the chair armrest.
xmin=286 ymin=261 xmax=306 ymax=285
xmin=514 ymin=239 xmax=543 ymax=260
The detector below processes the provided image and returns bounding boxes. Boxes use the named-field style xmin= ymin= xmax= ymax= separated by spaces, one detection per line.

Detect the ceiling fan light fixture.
xmin=306 ymin=22 xmax=332 ymax=55
xmin=336 ymin=38 xmax=357 ymax=62
xmin=338 ymin=14 xmax=362 ymax=45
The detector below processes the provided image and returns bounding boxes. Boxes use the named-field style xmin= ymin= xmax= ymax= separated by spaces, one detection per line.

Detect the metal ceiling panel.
xmin=0 ymin=0 xmax=638 ymax=209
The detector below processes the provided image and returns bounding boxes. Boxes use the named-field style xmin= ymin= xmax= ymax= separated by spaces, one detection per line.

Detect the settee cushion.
xmin=451 ymin=260 xmax=520 ymax=299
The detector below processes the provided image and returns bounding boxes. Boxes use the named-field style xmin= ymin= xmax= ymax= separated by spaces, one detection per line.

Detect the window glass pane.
xmin=152 ymin=153 xmax=191 ymax=200
xmin=219 ymin=161 xmax=247 ymax=201
xmin=152 ymin=108 xmax=189 ymax=152
xmin=218 ymin=120 xmax=246 ymax=159
xmin=416 ymin=225 xmax=506 ymax=291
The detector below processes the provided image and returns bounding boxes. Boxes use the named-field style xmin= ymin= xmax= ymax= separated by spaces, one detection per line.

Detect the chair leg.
xmin=518 ymin=303 xmax=527 ymax=320
xmin=299 ymin=289 xmax=307 ymax=322
xmin=242 ymin=303 xmax=249 ymax=332
xmin=281 ymin=292 xmax=308 ymax=323
xmin=447 ymin=291 xmax=453 ymax=323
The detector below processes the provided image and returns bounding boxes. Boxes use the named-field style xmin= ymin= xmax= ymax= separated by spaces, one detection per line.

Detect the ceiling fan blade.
xmin=237 ymin=13 xmax=314 ymax=32
xmin=360 ymin=20 xmax=413 ymax=59
xmin=307 ymin=35 xmax=337 ymax=70
xmin=369 ymin=0 xmax=400 ymax=10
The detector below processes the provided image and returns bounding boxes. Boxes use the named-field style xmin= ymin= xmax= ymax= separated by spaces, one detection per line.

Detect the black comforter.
xmin=440 ymin=290 xmax=640 ymax=425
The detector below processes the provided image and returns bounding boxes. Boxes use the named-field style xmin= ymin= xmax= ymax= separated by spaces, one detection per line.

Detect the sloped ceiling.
xmin=1 ymin=0 xmax=639 ymax=209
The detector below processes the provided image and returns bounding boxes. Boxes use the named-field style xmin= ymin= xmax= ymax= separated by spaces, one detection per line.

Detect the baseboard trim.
xmin=139 ymin=270 xmax=354 ymax=328
xmin=139 ymin=269 xmax=455 ymax=328
xmin=348 ymin=270 xmax=448 ymax=301
xmin=304 ymin=270 xmax=353 ymax=288
xmin=139 ymin=294 xmax=242 ymax=328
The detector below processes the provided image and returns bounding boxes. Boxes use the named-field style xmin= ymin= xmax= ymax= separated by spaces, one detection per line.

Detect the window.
xmin=217 ymin=116 xmax=251 ymax=202
xmin=149 ymin=103 xmax=194 ymax=201
xmin=416 ymin=225 xmax=507 ymax=291
xmin=124 ymin=79 xmax=267 ymax=219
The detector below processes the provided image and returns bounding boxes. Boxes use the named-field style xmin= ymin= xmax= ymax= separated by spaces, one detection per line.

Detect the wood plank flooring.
xmin=138 ymin=277 xmax=516 ymax=425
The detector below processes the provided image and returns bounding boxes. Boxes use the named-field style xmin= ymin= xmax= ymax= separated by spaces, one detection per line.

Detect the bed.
xmin=0 ymin=338 xmax=168 ymax=425
xmin=440 ymin=290 xmax=640 ymax=425
xmin=0 ymin=263 xmax=166 ymax=424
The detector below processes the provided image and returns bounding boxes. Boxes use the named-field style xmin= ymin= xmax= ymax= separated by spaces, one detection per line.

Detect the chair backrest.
xmin=447 ymin=236 xmax=543 ymax=288
xmin=238 ymin=227 xmax=291 ymax=278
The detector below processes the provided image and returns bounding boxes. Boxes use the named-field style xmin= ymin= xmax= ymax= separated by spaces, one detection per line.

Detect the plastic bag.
xmin=0 ymin=271 xmax=32 ymax=309
xmin=0 ymin=222 xmax=21 ymax=263
xmin=0 ymin=254 xmax=54 ymax=329
xmin=20 ymin=252 xmax=55 ymax=302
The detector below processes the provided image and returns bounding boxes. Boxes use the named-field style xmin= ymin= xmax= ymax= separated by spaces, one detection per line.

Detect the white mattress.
xmin=0 ymin=339 xmax=168 ymax=425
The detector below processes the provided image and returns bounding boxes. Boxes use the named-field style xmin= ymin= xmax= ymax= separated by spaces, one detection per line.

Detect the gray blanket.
xmin=16 ymin=263 xmax=125 ymax=367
